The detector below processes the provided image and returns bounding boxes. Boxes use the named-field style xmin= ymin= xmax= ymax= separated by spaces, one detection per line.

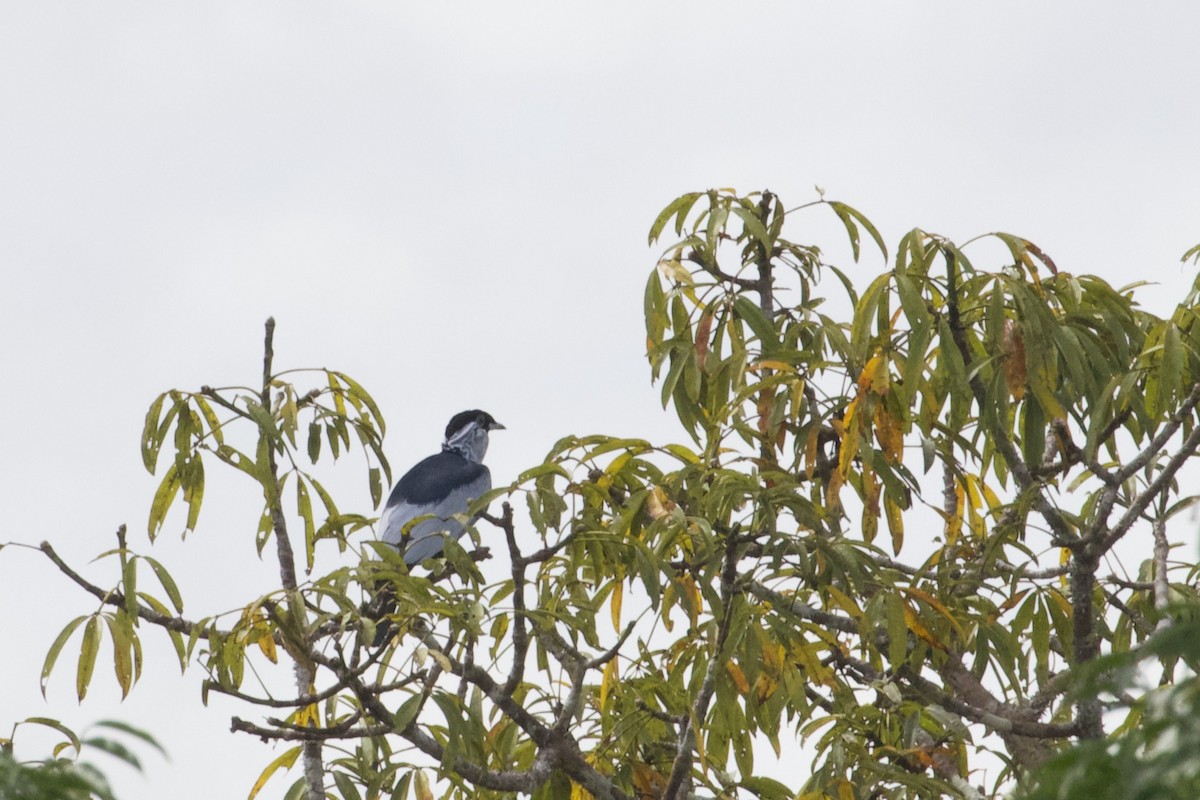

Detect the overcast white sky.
xmin=3 ymin=3 xmax=1200 ymax=798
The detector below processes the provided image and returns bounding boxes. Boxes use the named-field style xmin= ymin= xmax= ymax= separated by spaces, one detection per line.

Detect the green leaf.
xmin=147 ymin=463 xmax=181 ymax=540
xmin=22 ymin=717 xmax=82 ymax=756
xmin=42 ymin=615 xmax=87 ymax=697
xmin=192 ymin=394 xmax=225 ymax=446
xmin=829 ymin=200 xmax=888 ymax=262
xmin=333 ymin=771 xmax=362 ymax=800
xmin=103 ymin=615 xmax=133 ymax=699
xmin=731 ymin=205 xmax=773 ymax=253
xmin=140 ymin=393 xmax=167 ymax=472
xmin=332 ymin=370 xmax=387 ymax=435
xmin=369 ymin=467 xmax=383 ymax=509
xmin=739 ymin=775 xmax=794 ymax=799
xmin=733 ymin=296 xmax=778 ymax=353
xmin=296 ymin=478 xmax=316 ymax=572
xmin=142 ymin=556 xmax=184 ymax=613
xmin=183 ymin=457 xmax=205 ymax=533
xmin=76 ymin=616 xmax=102 ymax=702
xmin=648 ymin=191 xmax=703 ymax=245
xmin=393 ymin=694 xmax=423 ymax=732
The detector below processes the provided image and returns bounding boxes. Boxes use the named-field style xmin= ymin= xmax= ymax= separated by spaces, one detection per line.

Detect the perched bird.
xmin=371 ymin=410 xmax=504 ymax=647
xmin=379 ymin=409 xmax=505 ymax=565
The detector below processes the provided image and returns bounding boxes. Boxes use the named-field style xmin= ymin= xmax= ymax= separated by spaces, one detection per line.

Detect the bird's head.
xmin=442 ymin=409 xmax=505 ymax=463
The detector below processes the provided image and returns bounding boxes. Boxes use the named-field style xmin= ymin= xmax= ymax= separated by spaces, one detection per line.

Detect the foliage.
xmin=21 ymin=190 xmax=1200 ymax=799
xmin=1016 ymin=617 xmax=1200 ymax=800
xmin=0 ymin=719 xmax=164 ymax=800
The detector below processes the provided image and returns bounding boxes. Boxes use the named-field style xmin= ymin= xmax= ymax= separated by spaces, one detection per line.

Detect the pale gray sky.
xmin=3 ymin=3 xmax=1200 ymax=798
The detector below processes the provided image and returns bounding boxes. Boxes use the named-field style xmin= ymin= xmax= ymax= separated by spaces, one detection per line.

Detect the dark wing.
xmin=378 ymin=452 xmax=492 ymax=566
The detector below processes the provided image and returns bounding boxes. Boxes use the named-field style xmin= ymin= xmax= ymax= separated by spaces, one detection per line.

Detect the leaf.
xmin=296 ymin=478 xmax=316 ymax=572
xmin=632 ymin=763 xmax=668 ymax=799
xmin=414 ymin=769 xmax=434 ymax=800
xmin=76 ymin=616 xmax=102 ymax=702
xmin=257 ymin=632 xmax=278 ymax=664
xmin=332 ymin=370 xmax=387 ymax=436
xmin=183 ymin=456 xmax=205 ymax=533
xmin=140 ymin=393 xmax=168 ymax=472
xmin=368 ymin=467 xmax=383 ymax=509
xmin=829 ymin=200 xmax=888 ymax=262
xmin=726 ymin=660 xmax=750 ymax=694
xmin=884 ymin=492 xmax=905 ymax=554
xmin=648 ymin=191 xmax=703 ymax=244
xmin=610 ymin=579 xmax=623 ymax=630
xmin=1003 ymin=319 xmax=1027 ymax=399
xmin=248 ymin=745 xmax=301 ymax=800
xmin=104 ymin=615 xmax=133 ymax=698
xmin=147 ymin=463 xmax=181 ymax=540
xmin=740 ymin=776 xmax=794 ymax=800
xmin=733 ymin=296 xmax=779 ymax=353
xmin=393 ymin=695 xmax=423 ymax=731
xmin=143 ymin=557 xmax=184 ymax=614
xmin=731 ymin=205 xmax=773 ymax=253
xmin=22 ymin=717 xmax=82 ymax=756
xmin=332 ymin=772 xmax=361 ymax=800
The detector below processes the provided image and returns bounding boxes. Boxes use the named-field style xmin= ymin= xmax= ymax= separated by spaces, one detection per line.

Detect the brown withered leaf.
xmin=694 ymin=309 xmax=714 ymax=371
xmin=1003 ymin=319 xmax=1027 ymax=400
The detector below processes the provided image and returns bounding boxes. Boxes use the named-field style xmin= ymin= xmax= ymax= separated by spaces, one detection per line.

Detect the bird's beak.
xmin=490 ymin=421 xmax=506 ymax=431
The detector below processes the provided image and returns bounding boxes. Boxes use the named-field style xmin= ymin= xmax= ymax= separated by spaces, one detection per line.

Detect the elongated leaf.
xmin=297 ymin=478 xmax=315 ymax=571
xmin=248 ymin=745 xmax=301 ymax=800
xmin=829 ymin=200 xmax=888 ymax=262
xmin=140 ymin=393 xmax=167 ymax=472
xmin=147 ymin=463 xmax=181 ymax=540
xmin=23 ymin=717 xmax=82 ymax=756
xmin=41 ymin=615 xmax=87 ymax=697
xmin=648 ymin=191 xmax=703 ymax=244
xmin=76 ymin=616 xmax=102 ymax=701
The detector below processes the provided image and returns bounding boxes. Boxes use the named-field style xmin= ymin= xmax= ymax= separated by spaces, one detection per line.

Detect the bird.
xmin=371 ymin=410 xmax=504 ymax=645
xmin=378 ymin=409 xmax=505 ymax=565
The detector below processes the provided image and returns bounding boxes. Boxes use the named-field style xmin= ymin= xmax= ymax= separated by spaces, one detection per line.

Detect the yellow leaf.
xmin=885 ymin=494 xmax=904 ymax=554
xmin=571 ymin=781 xmax=596 ymax=800
xmin=754 ymin=673 xmax=778 ymax=702
xmin=761 ymin=641 xmax=785 ymax=675
xmin=825 ymin=585 xmax=862 ymax=619
xmin=292 ymin=698 xmax=320 ymax=728
xmin=945 ymin=483 xmax=964 ymax=544
xmin=414 ymin=769 xmax=433 ymax=800
xmin=872 ymin=403 xmax=904 ymax=464
xmin=749 ymin=359 xmax=796 ymax=372
xmin=902 ymin=602 xmax=945 ymax=650
xmin=900 ymin=586 xmax=967 ymax=641
xmin=837 ymin=397 xmax=861 ymax=477
xmin=599 ymin=657 xmax=619 ymax=709
xmin=257 ymin=632 xmax=278 ymax=664
xmin=726 ymin=660 xmax=749 ymax=694
xmin=838 ymin=779 xmax=856 ymax=800
xmin=680 ymin=574 xmax=702 ymax=629
xmin=248 ymin=746 xmax=301 ymax=800
xmin=610 ymin=579 xmax=624 ymax=629
xmin=857 ymin=354 xmax=884 ymax=394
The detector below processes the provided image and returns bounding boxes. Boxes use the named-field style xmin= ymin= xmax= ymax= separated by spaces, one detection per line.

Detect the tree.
xmin=22 ymin=189 xmax=1200 ymax=799
xmin=0 ymin=718 xmax=164 ymax=800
